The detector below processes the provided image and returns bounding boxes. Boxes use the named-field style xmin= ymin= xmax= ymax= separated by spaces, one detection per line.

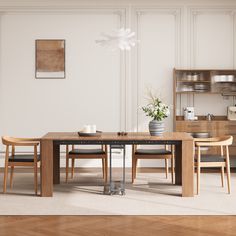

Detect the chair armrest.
xmin=16 ymin=138 xmax=41 ymax=142
xmin=195 ymin=141 xmax=224 ymax=147
xmin=2 ymin=136 xmax=41 ymax=146
xmin=13 ymin=141 xmax=40 ymax=146
xmin=194 ymin=137 xmax=219 ymax=142
xmin=194 ymin=136 xmax=233 ymax=146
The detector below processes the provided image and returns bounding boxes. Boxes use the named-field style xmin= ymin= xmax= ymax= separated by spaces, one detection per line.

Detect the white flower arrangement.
xmin=142 ymin=92 xmax=170 ymax=121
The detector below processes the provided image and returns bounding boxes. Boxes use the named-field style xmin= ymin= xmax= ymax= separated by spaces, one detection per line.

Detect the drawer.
xmin=187 ymin=123 xmax=215 ymax=133
xmin=175 ymin=122 xmax=187 ymax=131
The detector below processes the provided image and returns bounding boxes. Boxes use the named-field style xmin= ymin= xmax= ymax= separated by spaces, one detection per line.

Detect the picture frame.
xmin=35 ymin=39 xmax=65 ymax=79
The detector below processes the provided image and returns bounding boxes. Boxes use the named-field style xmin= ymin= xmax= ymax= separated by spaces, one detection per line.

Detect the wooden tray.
xmin=78 ymin=131 xmax=102 ymax=137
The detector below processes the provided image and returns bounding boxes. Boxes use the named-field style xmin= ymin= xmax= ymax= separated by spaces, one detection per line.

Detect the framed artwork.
xmin=35 ymin=39 xmax=65 ymax=79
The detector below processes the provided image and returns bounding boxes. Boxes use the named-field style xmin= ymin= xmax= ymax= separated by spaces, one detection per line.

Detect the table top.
xmin=41 ymin=132 xmax=193 ymax=141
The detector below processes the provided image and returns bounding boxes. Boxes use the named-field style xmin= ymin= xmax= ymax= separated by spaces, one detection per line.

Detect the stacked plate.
xmin=194 ymin=83 xmax=209 ymax=91
xmin=213 ymin=75 xmax=235 ymax=82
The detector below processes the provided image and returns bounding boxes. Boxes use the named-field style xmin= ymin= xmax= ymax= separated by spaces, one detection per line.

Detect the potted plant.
xmin=142 ymin=94 xmax=170 ymax=136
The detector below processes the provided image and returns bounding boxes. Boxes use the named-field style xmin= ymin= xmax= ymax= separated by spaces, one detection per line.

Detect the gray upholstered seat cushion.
xmin=195 ymin=154 xmax=225 ymax=162
xmin=110 ymin=145 xmax=125 ymax=149
xmin=135 ymin=149 xmax=172 ymax=155
xmin=9 ymin=154 xmax=40 ymax=162
xmin=69 ymin=149 xmax=105 ymax=155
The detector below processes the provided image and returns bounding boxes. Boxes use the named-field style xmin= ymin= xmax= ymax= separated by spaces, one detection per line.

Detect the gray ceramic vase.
xmin=149 ymin=120 xmax=164 ymax=136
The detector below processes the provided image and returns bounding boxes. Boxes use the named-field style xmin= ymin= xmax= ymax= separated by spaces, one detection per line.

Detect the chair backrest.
xmin=194 ymin=136 xmax=233 ymax=147
xmin=2 ymin=136 xmax=40 ymax=146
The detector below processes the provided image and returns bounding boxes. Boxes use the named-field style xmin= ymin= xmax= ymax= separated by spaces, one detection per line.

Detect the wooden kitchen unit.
xmin=173 ymin=68 xmax=236 ymax=157
xmin=175 ymin=118 xmax=236 ymax=156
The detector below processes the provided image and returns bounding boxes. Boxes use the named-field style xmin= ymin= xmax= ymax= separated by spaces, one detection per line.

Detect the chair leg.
xmin=226 ymin=161 xmax=231 ymax=194
xmin=226 ymin=164 xmax=231 ymax=194
xmin=39 ymin=161 xmax=41 ymax=196
xmin=132 ymin=157 xmax=135 ymax=183
xmin=132 ymin=158 xmax=137 ymax=183
xmin=34 ymin=162 xmax=38 ymax=195
xmin=3 ymin=166 xmax=8 ymax=193
xmin=196 ymin=146 xmax=201 ymax=195
xmin=3 ymin=147 xmax=9 ymax=193
xmin=171 ymin=156 xmax=174 ymax=184
xmin=225 ymin=146 xmax=231 ymax=194
xmin=221 ymin=166 xmax=224 ymax=187
xmin=104 ymin=157 xmax=108 ymax=183
xmin=102 ymin=158 xmax=105 ymax=179
xmin=197 ymin=164 xmax=200 ymax=195
xmin=171 ymin=145 xmax=175 ymax=184
xmin=66 ymin=156 xmax=69 ymax=183
xmin=134 ymin=158 xmax=138 ymax=179
xmin=165 ymin=159 xmax=168 ymax=179
xmin=10 ymin=166 xmax=14 ymax=189
xmin=71 ymin=158 xmax=75 ymax=179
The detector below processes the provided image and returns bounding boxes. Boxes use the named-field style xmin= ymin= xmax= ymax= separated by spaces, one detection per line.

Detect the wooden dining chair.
xmin=194 ymin=135 xmax=233 ymax=195
xmin=2 ymin=136 xmax=40 ymax=195
xmin=132 ymin=145 xmax=175 ymax=183
xmin=65 ymin=145 xmax=108 ymax=182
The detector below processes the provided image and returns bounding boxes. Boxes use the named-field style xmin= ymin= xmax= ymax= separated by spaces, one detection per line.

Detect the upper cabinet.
xmin=173 ymin=68 xmax=236 ymax=125
xmin=175 ymin=70 xmax=211 ymax=93
xmin=174 ymin=69 xmax=236 ymax=95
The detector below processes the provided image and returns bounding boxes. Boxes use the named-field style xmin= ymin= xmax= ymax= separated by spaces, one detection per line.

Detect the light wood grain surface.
xmin=0 ymin=216 xmax=235 ymax=236
xmin=41 ymin=132 xmax=193 ymax=141
xmin=40 ymin=132 xmax=194 ymax=197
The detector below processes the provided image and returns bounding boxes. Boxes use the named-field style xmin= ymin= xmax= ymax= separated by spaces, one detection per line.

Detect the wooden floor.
xmin=0 ymin=216 xmax=236 ymax=236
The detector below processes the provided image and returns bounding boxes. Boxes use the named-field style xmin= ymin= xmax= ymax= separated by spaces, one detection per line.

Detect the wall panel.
xmin=191 ymin=10 xmax=233 ymax=68
xmin=134 ymin=9 xmax=181 ymax=133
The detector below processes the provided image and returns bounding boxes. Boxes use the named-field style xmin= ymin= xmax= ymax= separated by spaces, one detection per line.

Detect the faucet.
xmin=206 ymin=113 xmax=214 ymax=121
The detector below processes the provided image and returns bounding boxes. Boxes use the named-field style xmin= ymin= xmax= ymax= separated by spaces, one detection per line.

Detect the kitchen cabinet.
xmin=173 ymin=68 xmax=236 ymax=157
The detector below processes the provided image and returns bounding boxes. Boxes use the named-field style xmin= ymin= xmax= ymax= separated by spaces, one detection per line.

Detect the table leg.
xmin=175 ymin=143 xmax=182 ymax=185
xmin=41 ymin=139 xmax=53 ymax=197
xmin=53 ymin=143 xmax=60 ymax=184
xmin=182 ymin=140 xmax=194 ymax=197
xmin=109 ymin=145 xmax=112 ymax=192
xmin=122 ymin=146 xmax=125 ymax=195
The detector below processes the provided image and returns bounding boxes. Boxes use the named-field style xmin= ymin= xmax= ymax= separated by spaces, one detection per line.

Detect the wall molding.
xmin=0 ymin=6 xmax=128 ymax=131
xmin=0 ymin=5 xmax=128 ymax=13
xmin=188 ymin=7 xmax=236 ymax=69
xmin=133 ymin=7 xmax=183 ymax=131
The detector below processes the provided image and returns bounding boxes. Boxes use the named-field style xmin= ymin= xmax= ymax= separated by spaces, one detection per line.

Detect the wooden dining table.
xmin=40 ymin=132 xmax=194 ymax=197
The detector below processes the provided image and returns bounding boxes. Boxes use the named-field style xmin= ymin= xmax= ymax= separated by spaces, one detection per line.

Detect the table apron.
xmin=54 ymin=140 xmax=182 ymax=145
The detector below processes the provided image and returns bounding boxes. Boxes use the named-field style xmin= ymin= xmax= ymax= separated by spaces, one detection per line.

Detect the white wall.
xmin=0 ymin=0 xmax=236 ymax=167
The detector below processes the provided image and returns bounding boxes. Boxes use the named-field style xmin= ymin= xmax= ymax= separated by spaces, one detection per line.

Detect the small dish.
xmin=78 ymin=131 xmax=102 ymax=137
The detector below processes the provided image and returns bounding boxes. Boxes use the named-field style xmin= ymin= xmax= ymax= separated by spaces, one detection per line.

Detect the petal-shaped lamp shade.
xmin=96 ymin=28 xmax=138 ymax=51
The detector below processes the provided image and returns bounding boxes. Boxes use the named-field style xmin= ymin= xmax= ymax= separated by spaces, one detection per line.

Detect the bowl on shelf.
xmin=190 ymin=132 xmax=210 ymax=138
xmin=191 ymin=132 xmax=211 ymax=151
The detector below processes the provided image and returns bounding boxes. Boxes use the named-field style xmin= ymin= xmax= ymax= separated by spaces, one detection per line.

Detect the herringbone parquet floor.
xmin=0 ymin=216 xmax=236 ymax=236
